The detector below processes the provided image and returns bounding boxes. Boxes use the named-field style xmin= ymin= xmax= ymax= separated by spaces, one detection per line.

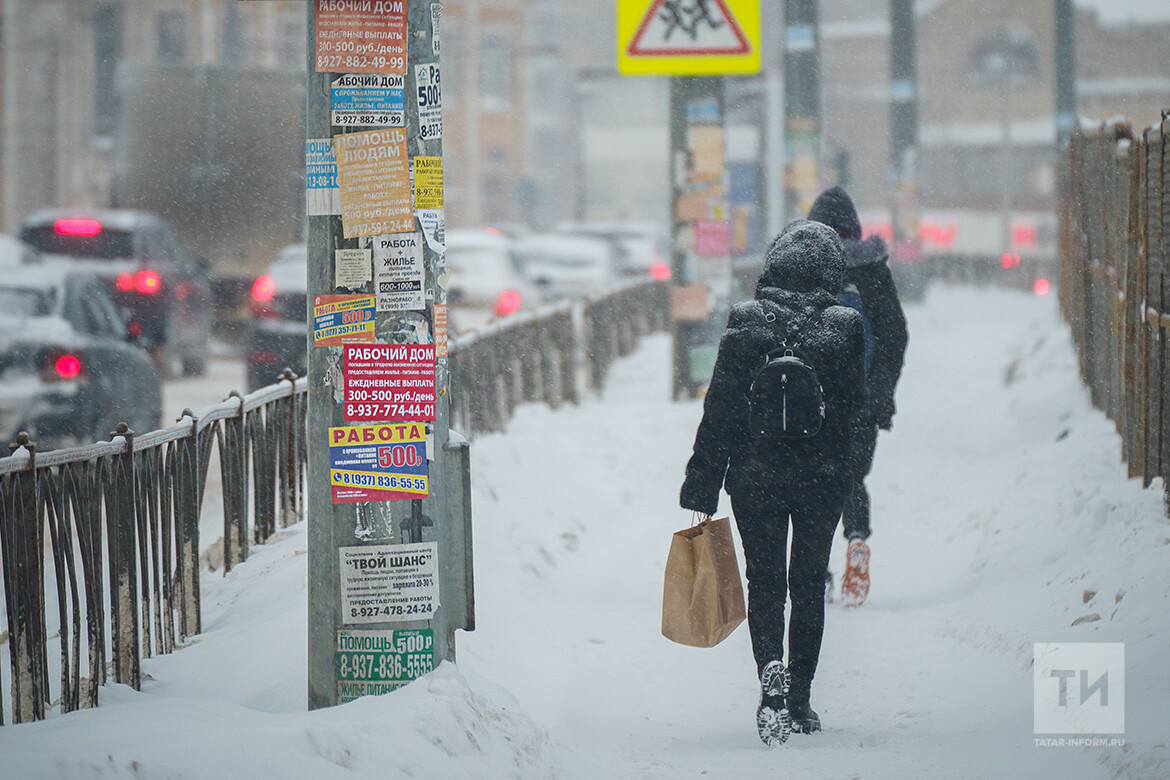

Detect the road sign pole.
xmin=304 ymin=0 xmax=471 ymax=711
xmin=670 ymin=75 xmax=728 ymax=399
xmin=782 ymin=0 xmax=820 ymax=223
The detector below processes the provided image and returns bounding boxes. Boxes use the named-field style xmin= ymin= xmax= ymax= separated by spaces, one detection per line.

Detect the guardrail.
xmin=0 ymin=279 xmax=669 ymax=725
xmin=1058 ymin=114 xmax=1170 ymax=500
xmin=448 ymin=279 xmax=670 ymax=437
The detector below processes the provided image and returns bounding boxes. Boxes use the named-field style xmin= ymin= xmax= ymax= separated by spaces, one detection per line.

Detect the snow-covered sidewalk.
xmin=1 ymin=284 xmax=1167 ymax=779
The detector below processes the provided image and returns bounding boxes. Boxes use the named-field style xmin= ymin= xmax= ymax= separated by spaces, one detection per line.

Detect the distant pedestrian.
xmin=808 ymin=186 xmax=909 ymax=606
xmin=680 ymin=220 xmax=868 ymax=745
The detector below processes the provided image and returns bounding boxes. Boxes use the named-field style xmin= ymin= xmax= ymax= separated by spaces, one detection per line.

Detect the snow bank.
xmin=0 ymin=526 xmax=562 ymax=780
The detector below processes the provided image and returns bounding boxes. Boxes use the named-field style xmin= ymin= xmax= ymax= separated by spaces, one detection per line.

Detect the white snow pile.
xmin=0 ymin=283 xmax=1167 ymax=779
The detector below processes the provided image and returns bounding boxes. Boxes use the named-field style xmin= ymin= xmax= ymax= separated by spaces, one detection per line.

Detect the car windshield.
xmin=0 ymin=287 xmax=55 ymax=317
xmin=20 ymin=226 xmax=136 ymax=260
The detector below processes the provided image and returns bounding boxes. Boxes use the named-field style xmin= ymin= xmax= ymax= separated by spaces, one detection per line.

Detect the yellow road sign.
xmin=617 ymin=0 xmax=761 ymax=76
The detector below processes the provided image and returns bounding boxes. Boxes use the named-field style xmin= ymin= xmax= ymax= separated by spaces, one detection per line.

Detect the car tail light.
xmin=251 ymin=350 xmax=279 ymax=365
xmin=1034 ymin=278 xmax=1051 ymax=296
xmin=250 ymin=274 xmax=281 ymax=319
xmin=252 ymin=274 xmax=276 ymax=303
xmin=41 ymin=349 xmax=85 ymax=383
xmin=54 ymin=218 xmax=102 ymax=236
xmin=128 ymin=321 xmax=143 ymax=338
xmin=1000 ymin=253 xmax=1020 ymax=270
xmin=649 ymin=262 xmax=672 ymax=281
xmin=115 ymin=272 xmax=136 ymax=292
xmin=494 ymin=289 xmax=522 ymax=317
xmin=135 ymin=270 xmax=162 ymax=295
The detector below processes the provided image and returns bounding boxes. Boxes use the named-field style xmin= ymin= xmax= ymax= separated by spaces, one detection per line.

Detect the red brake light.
xmin=649 ymin=262 xmax=672 ymax=281
xmin=115 ymin=272 xmax=135 ymax=292
xmin=252 ymin=274 xmax=276 ymax=303
xmin=55 ymin=354 xmax=82 ymax=379
xmin=494 ymin=289 xmax=522 ymax=316
xmin=128 ymin=321 xmax=143 ymax=337
xmin=54 ymin=218 xmax=102 ymax=236
xmin=1034 ymin=278 xmax=1051 ymax=296
xmin=135 ymin=270 xmax=162 ymax=295
xmin=43 ymin=349 xmax=85 ymax=382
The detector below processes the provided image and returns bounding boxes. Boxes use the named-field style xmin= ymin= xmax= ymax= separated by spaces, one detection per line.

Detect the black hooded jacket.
xmin=679 ymin=221 xmax=868 ymax=516
xmin=809 ymin=186 xmax=909 ymax=428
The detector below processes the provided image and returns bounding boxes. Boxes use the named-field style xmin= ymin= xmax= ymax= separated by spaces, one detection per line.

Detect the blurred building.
xmin=0 ymin=0 xmax=304 ymax=240
xmin=822 ymin=0 xmax=1170 ymax=261
xmin=439 ymin=0 xmax=528 ymax=230
xmin=5 ymin=0 xmax=1169 ymax=268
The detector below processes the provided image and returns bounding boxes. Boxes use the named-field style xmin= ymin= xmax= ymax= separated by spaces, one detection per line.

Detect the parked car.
xmin=511 ymin=233 xmax=615 ymax=300
xmin=0 ymin=234 xmax=41 ymax=267
xmin=246 ymin=244 xmax=307 ymax=392
xmin=555 ymin=221 xmax=671 ymax=281
xmin=0 ymin=264 xmax=162 ymax=449
xmin=19 ymin=209 xmax=213 ymax=378
xmin=446 ymin=230 xmax=539 ymax=333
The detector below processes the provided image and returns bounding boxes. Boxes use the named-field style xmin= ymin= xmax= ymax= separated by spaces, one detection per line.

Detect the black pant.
xmin=731 ymin=482 xmax=848 ymax=705
xmin=842 ymin=422 xmax=878 ymax=541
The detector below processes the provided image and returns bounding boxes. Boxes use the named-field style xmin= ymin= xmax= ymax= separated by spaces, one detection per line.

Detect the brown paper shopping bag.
xmin=661 ymin=516 xmax=747 ymax=647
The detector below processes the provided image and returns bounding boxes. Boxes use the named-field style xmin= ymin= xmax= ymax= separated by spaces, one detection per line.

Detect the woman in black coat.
xmin=679 ymin=220 xmax=867 ymax=745
xmin=808 ymin=186 xmax=910 ymax=606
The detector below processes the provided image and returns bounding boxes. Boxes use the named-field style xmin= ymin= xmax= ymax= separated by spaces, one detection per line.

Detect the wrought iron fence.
xmin=0 ymin=371 xmax=307 ymax=725
xmin=0 ymin=279 xmax=669 ymax=725
xmin=1058 ymin=114 xmax=1170 ymax=501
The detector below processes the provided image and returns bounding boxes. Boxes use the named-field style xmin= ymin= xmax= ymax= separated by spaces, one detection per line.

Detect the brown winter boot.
xmin=840 ymin=538 xmax=870 ymax=607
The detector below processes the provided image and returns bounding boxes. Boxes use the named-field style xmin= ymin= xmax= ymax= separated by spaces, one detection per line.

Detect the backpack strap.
xmin=760 ymin=299 xmax=822 ymax=349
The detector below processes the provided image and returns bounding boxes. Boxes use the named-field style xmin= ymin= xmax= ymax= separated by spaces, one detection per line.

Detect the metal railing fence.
xmin=0 ymin=279 xmax=669 ymax=725
xmin=448 ymin=280 xmax=670 ymax=437
xmin=0 ymin=372 xmax=307 ymax=725
xmin=1058 ymin=114 xmax=1170 ymax=500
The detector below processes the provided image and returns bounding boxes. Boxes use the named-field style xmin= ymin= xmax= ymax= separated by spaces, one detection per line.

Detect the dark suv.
xmin=19 ymin=209 xmax=212 ymax=377
xmin=246 ymin=244 xmax=307 ymax=391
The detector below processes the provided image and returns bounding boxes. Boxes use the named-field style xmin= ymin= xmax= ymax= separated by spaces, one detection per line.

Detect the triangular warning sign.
xmin=628 ymin=0 xmax=751 ymax=57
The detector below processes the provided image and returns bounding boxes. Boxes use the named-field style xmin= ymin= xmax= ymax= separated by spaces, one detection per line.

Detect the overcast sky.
xmin=1075 ymin=0 xmax=1170 ymax=23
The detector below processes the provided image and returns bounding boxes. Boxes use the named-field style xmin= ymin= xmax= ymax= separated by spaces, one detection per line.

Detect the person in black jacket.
xmin=807 ymin=186 xmax=910 ymax=607
xmin=680 ymin=220 xmax=867 ymax=745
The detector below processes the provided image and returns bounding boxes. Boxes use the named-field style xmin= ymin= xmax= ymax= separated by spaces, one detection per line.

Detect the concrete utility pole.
xmin=782 ymin=0 xmax=820 ymax=223
xmin=295 ymin=0 xmax=472 ymax=710
xmin=889 ymin=0 xmax=922 ymax=269
xmin=1054 ymin=0 xmax=1076 ymax=146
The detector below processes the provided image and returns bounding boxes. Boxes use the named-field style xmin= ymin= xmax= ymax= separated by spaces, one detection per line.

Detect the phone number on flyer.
xmin=350 ymin=602 xmax=431 ymax=620
xmin=317 ymin=54 xmax=405 ymax=72
xmin=337 ymin=651 xmax=433 ymax=682
xmin=332 ymin=112 xmax=404 ymax=127
xmin=344 ymin=403 xmax=435 ymax=420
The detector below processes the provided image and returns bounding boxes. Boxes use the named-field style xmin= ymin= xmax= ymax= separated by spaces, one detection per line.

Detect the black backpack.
xmin=748 ymin=306 xmax=825 ymax=439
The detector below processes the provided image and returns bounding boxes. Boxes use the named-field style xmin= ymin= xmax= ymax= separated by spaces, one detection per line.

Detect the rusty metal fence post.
xmin=1059 ymin=113 xmax=1170 ymax=517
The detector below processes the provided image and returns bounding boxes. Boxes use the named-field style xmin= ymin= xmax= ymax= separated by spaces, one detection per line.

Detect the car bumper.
xmin=247 ymin=324 xmax=307 ymax=390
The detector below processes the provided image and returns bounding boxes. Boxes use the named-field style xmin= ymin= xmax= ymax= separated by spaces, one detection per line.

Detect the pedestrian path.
xmin=461 ymin=283 xmax=1169 ymax=779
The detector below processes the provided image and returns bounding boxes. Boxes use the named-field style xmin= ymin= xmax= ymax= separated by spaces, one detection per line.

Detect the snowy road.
xmin=0 ymin=284 xmax=1167 ymax=779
